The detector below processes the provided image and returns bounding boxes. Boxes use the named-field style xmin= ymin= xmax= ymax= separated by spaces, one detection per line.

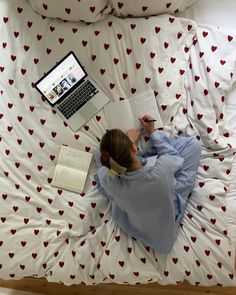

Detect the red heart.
xmin=197 ymin=114 xmax=203 ymax=120
xmin=228 ymin=35 xmax=233 ymax=42
xmin=220 ymin=60 xmax=226 ymax=65
xmin=140 ymin=37 xmax=146 ymax=44
xmin=215 ymin=239 xmax=221 ymax=245
xmin=177 ymin=32 xmax=183 ymax=39
xmin=204 ymin=89 xmax=208 ymax=96
xmin=145 ymin=77 xmax=150 ymax=84
xmin=117 ymin=33 xmax=122 ymax=40
xmin=199 ymin=52 xmax=204 ymax=58
xmin=32 ymin=253 xmax=37 ymax=259
xmin=126 ymin=48 xmax=132 ymax=55
xmin=194 ymin=75 xmax=200 ymax=82
xmin=58 ymin=38 xmax=64 ymax=44
xmin=136 ymin=63 xmax=141 ymax=69
xmin=104 ymin=43 xmax=109 ymax=50
xmin=184 ymin=245 xmax=189 ymax=252
xmin=196 ymin=260 xmax=201 ymax=267
xmin=43 ymin=3 xmax=48 ymax=10
xmin=113 ymin=58 xmax=119 ymax=64
xmin=211 ymin=46 xmax=217 ymax=52
xmin=110 ymin=83 xmax=115 ymax=90
xmin=207 ymin=127 xmax=212 ymax=134
xmin=91 ymin=202 xmax=96 ymax=208
xmin=130 ymin=24 xmax=136 ymax=30
xmin=164 ymin=271 xmax=169 ymax=277
xmin=215 ymin=81 xmax=220 ymax=88
xmin=185 ymin=271 xmax=191 ymax=276
xmin=172 ymin=258 xmax=178 ymax=264
xmin=101 ymin=241 xmax=106 ymax=247
xmin=150 ymin=52 xmax=155 ymax=59
xmin=122 ymin=73 xmax=128 ymax=80
xmin=199 ymin=182 xmax=205 ymax=188
xmin=191 ymin=236 xmax=197 ymax=243
xmin=79 ymin=213 xmax=85 ymax=219
xmin=207 ymin=274 xmax=213 ymax=280
xmin=34 ymin=229 xmax=39 ymax=235
xmin=59 ymin=261 xmax=64 ymax=268
xmin=210 ymin=218 xmax=216 ymax=224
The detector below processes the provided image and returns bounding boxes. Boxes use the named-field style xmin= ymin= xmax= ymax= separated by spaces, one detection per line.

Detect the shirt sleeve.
xmin=149 ymin=131 xmax=180 ymax=157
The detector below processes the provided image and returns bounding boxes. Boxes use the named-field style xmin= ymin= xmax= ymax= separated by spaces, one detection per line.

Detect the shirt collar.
xmin=120 ymin=156 xmax=156 ymax=179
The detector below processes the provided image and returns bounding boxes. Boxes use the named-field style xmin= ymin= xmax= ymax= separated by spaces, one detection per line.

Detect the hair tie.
xmin=107 ymin=156 xmax=127 ymax=177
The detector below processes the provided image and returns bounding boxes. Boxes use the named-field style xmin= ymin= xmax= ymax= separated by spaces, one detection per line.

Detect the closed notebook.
xmin=51 ymin=145 xmax=93 ymax=193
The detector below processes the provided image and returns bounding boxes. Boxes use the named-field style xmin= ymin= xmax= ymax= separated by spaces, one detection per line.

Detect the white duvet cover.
xmin=0 ymin=0 xmax=236 ymax=287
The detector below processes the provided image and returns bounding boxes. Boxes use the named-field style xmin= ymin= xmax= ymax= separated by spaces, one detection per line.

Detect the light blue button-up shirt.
xmin=95 ymin=131 xmax=185 ymax=254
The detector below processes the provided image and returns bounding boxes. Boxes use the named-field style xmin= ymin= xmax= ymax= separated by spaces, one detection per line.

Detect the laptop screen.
xmin=36 ymin=52 xmax=86 ymax=105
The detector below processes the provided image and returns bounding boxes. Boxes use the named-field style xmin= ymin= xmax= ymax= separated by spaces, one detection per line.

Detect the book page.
xmin=128 ymin=90 xmax=163 ymax=129
xmin=57 ymin=145 xmax=92 ymax=172
xmin=51 ymin=165 xmax=87 ymax=193
xmin=103 ymin=100 xmax=136 ymax=132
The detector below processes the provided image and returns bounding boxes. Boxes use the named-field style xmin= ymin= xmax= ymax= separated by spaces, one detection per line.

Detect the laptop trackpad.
xmin=80 ymin=102 xmax=98 ymax=120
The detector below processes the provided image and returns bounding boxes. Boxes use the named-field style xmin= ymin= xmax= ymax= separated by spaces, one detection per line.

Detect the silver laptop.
xmin=35 ymin=51 xmax=110 ymax=131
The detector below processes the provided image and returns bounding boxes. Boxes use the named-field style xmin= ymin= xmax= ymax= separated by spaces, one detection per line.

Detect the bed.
xmin=0 ymin=0 xmax=236 ymax=292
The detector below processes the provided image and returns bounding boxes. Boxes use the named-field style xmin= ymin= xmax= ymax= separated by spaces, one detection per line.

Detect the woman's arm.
xmin=149 ymin=131 xmax=180 ymax=157
xmin=139 ymin=115 xmax=180 ymax=157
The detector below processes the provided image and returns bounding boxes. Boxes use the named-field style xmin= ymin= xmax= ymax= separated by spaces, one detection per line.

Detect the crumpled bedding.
xmin=0 ymin=0 xmax=236 ymax=287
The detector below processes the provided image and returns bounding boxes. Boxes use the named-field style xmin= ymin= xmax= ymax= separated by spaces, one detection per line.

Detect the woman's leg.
xmin=170 ymin=137 xmax=202 ymax=220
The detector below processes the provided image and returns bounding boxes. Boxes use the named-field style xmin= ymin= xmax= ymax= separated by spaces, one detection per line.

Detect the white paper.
xmin=58 ymin=145 xmax=92 ymax=171
xmin=129 ymin=91 xmax=163 ymax=129
xmin=52 ymin=165 xmax=87 ymax=193
xmin=104 ymin=100 xmax=136 ymax=131
xmin=104 ymin=90 xmax=163 ymax=132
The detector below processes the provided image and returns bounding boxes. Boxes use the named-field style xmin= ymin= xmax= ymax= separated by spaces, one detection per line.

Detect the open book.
xmin=51 ymin=145 xmax=93 ymax=193
xmin=104 ymin=90 xmax=163 ymax=132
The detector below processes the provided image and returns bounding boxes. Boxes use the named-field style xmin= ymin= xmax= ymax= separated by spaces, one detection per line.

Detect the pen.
xmin=144 ymin=119 xmax=157 ymax=123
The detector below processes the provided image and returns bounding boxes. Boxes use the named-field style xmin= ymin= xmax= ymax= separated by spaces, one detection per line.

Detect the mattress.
xmin=0 ymin=0 xmax=236 ymax=287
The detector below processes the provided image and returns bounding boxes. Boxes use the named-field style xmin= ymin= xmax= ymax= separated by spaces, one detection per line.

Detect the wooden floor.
xmin=0 ymin=278 xmax=235 ymax=295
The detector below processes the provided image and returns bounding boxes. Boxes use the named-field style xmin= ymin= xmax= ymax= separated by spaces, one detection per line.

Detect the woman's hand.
xmin=139 ymin=114 xmax=155 ymax=134
xmin=127 ymin=129 xmax=140 ymax=143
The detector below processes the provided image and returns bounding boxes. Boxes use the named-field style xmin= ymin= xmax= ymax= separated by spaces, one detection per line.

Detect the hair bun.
xmin=100 ymin=151 xmax=111 ymax=169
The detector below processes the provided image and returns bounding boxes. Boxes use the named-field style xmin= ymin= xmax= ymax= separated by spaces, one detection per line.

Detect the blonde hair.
xmin=100 ymin=129 xmax=133 ymax=170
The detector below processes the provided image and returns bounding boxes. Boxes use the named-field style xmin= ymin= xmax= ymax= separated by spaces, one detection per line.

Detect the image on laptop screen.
xmin=36 ymin=53 xmax=86 ymax=105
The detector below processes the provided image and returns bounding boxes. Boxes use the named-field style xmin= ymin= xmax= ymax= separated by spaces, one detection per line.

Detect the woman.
xmin=95 ymin=114 xmax=201 ymax=254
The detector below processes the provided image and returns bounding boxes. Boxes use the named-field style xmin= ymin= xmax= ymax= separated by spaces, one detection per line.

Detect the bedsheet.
xmin=179 ymin=0 xmax=236 ymax=248
xmin=0 ymin=0 xmax=236 ymax=287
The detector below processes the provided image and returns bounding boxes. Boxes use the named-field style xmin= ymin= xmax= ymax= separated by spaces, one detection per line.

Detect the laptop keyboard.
xmin=58 ymin=80 xmax=98 ymax=119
